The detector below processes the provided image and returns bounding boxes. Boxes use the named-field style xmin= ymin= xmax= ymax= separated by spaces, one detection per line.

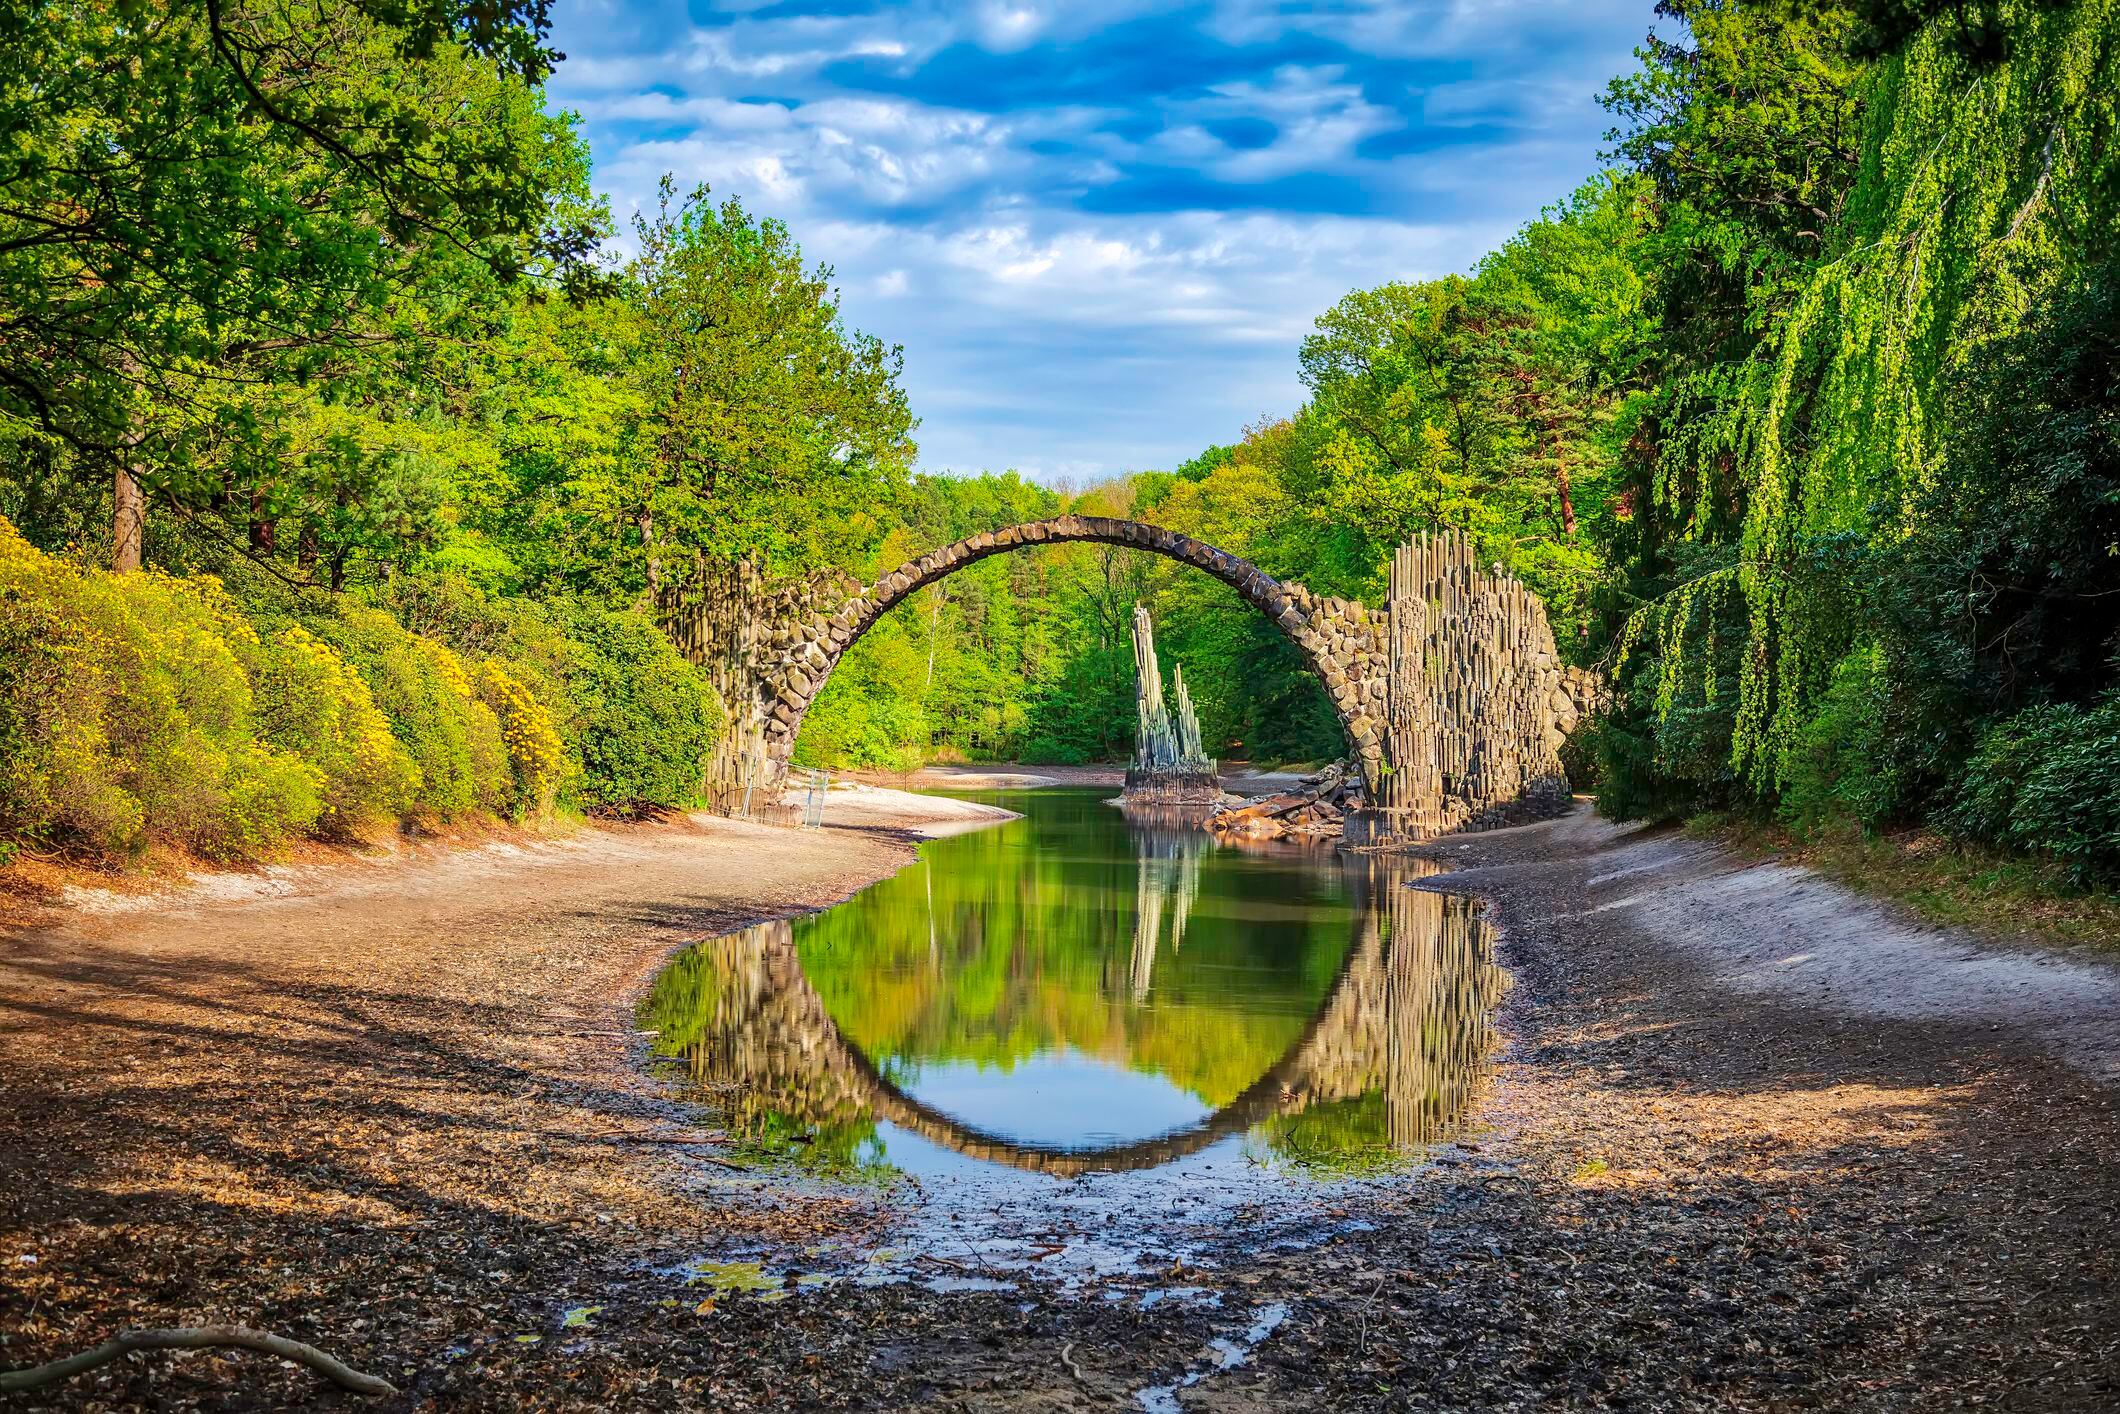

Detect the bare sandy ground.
xmin=2 ymin=796 xmax=2114 ymax=1410
xmin=0 ymin=787 xmax=1009 ymax=1409
xmin=1432 ymin=809 xmax=2120 ymax=1081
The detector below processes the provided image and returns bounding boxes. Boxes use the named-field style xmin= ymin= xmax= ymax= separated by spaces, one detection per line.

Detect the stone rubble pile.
xmin=1210 ymin=761 xmax=1368 ymax=840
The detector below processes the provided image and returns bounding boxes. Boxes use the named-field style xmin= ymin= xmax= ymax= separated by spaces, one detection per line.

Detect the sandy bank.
xmin=0 ymin=785 xmax=1012 ymax=1409
xmin=23 ymin=784 xmax=1014 ymax=922
xmin=1430 ymin=807 xmax=2120 ymax=1084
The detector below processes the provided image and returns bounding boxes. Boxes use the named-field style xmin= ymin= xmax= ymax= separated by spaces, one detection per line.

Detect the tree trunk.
xmin=329 ymin=549 xmax=347 ymax=593
xmin=111 ymin=465 xmax=145 ymax=573
xmin=249 ymin=490 xmax=275 ymax=554
xmin=297 ymin=523 xmax=318 ymax=576
xmin=1553 ymin=448 xmax=1578 ymax=537
xmin=636 ymin=507 xmax=662 ymax=612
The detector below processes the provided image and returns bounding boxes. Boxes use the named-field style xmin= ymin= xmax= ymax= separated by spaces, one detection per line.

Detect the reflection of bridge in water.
xmin=651 ymin=848 xmax=1506 ymax=1177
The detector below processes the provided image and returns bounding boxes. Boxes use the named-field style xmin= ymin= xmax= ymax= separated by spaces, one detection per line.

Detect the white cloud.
xmin=547 ymin=0 xmax=1658 ymax=478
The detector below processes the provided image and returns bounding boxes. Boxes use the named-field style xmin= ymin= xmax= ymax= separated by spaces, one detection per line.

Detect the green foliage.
xmin=1777 ymin=645 xmax=1923 ymax=836
xmin=1592 ymin=0 xmax=2120 ymax=892
xmin=304 ymin=606 xmax=510 ymax=822
xmin=0 ymin=517 xmax=324 ymax=856
xmin=557 ymin=607 xmax=723 ymax=810
xmin=625 ymin=180 xmax=916 ymax=580
xmin=0 ymin=0 xmax=601 ymax=574
xmin=250 ymin=625 xmax=420 ymax=837
xmin=1944 ymin=692 xmax=2120 ymax=888
xmin=0 ymin=514 xmax=727 ymax=862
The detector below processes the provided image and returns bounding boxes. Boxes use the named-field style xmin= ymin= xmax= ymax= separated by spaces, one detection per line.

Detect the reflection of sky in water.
xmin=639 ymin=787 xmax=1506 ymax=1182
xmin=894 ymin=1050 xmax=1209 ymax=1151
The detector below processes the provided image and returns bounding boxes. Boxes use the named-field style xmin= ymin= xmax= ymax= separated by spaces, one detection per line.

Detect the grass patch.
xmin=1683 ymin=814 xmax=2120 ymax=954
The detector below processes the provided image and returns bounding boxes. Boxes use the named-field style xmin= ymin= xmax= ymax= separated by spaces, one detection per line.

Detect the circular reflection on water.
xmin=640 ymin=788 xmax=1505 ymax=1181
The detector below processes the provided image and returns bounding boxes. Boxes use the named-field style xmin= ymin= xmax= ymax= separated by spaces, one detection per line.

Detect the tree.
xmin=0 ymin=0 xmax=599 ymax=571
xmin=624 ymin=179 xmax=915 ymax=614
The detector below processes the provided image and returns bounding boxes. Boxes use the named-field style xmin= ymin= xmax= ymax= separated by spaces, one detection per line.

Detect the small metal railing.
xmin=799 ymin=769 xmax=830 ymax=829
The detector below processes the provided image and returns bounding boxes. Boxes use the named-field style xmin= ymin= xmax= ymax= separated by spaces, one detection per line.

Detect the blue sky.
xmin=547 ymin=0 xmax=1659 ymax=483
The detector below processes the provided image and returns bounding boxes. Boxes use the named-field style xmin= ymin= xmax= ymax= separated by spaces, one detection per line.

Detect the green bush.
xmin=0 ymin=519 xmax=724 ymax=861
xmin=1777 ymin=645 xmax=1924 ymax=837
xmin=358 ymin=571 xmax=713 ymax=813
xmin=1943 ymin=693 xmax=2120 ymax=889
xmin=360 ymin=572 xmax=577 ymax=724
xmin=0 ymin=518 xmax=324 ymax=857
xmin=557 ymin=606 xmax=723 ymax=808
xmin=474 ymin=658 xmax=568 ymax=818
xmin=304 ymin=605 xmax=511 ymax=822
xmin=249 ymin=624 xmax=419 ymax=837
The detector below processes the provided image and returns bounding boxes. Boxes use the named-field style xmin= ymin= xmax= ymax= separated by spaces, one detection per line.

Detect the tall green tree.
xmin=625 ymin=179 xmax=915 ymax=610
xmin=0 ymin=0 xmax=597 ymax=572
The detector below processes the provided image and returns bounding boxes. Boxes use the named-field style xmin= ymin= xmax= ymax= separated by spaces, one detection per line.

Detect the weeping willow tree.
xmin=1625 ymin=0 xmax=2120 ymax=795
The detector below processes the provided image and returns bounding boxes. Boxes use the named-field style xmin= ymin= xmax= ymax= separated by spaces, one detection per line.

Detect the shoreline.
xmin=2 ymin=797 xmax=2115 ymax=1409
xmin=0 ymin=785 xmax=1017 ymax=929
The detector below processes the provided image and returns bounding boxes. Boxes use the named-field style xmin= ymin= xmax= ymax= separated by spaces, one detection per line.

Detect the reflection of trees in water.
xmin=641 ymin=922 xmax=887 ymax=1170
xmin=639 ymin=847 xmax=1505 ymax=1175
xmin=1383 ymin=862 xmax=1508 ymax=1150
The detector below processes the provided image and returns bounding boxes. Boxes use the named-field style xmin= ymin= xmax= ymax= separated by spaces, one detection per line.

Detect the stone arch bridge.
xmin=681 ymin=516 xmax=1599 ymax=841
xmin=655 ymin=855 xmax=1506 ymax=1176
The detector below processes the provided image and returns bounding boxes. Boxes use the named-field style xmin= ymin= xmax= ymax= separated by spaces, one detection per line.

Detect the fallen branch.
xmin=0 ymin=1325 xmax=398 ymax=1398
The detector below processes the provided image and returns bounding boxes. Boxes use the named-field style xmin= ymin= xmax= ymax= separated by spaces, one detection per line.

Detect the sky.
xmin=546 ymin=0 xmax=1661 ymax=483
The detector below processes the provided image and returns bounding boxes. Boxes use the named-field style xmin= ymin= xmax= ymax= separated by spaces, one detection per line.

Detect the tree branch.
xmin=0 ymin=1325 xmax=397 ymax=1397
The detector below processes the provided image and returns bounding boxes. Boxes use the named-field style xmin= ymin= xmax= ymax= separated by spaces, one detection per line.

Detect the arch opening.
xmin=744 ymin=515 xmax=1391 ymax=798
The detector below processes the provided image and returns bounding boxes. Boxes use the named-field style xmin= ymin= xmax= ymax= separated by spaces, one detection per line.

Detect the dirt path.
xmin=3 ymin=801 xmax=2116 ymax=1410
xmin=0 ymin=792 xmax=1011 ymax=1409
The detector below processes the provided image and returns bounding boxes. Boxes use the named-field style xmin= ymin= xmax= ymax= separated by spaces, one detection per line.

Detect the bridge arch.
xmin=709 ymin=518 xmax=1598 ymax=841
xmin=744 ymin=514 xmax=1393 ymax=793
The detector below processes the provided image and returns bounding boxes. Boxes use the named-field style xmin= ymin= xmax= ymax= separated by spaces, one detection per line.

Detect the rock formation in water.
xmin=1126 ymin=606 xmax=1218 ymax=800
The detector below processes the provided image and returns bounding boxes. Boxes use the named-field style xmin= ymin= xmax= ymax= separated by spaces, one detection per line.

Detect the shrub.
xmin=1777 ymin=645 xmax=1923 ymax=838
xmin=0 ymin=517 xmax=726 ymax=860
xmin=361 ymin=571 xmax=577 ymax=721
xmin=0 ymin=518 xmax=323 ymax=857
xmin=250 ymin=624 xmax=419 ymax=837
xmin=305 ymin=606 xmax=510 ymax=821
xmin=1942 ymin=693 xmax=2120 ymax=890
xmin=558 ymin=607 xmax=723 ymax=809
xmin=474 ymin=659 xmax=567 ymax=818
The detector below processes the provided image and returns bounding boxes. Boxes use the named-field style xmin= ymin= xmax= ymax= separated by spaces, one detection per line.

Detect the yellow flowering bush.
xmin=251 ymin=625 xmax=420 ymax=837
xmin=304 ymin=607 xmax=510 ymax=822
xmin=474 ymin=660 xmax=567 ymax=818
xmin=0 ymin=518 xmax=726 ymax=864
xmin=0 ymin=518 xmax=323 ymax=858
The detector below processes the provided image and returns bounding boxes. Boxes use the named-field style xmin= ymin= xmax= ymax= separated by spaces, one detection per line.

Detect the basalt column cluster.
xmin=1378 ymin=530 xmax=1588 ymax=840
xmin=1124 ymin=605 xmax=1219 ymax=803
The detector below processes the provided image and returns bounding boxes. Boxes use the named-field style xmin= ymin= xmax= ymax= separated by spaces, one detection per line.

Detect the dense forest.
xmin=2 ymin=0 xmax=2115 ymax=886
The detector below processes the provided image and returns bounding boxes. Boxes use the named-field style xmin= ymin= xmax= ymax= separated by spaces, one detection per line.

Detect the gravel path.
xmin=2 ymin=801 xmax=2115 ymax=1410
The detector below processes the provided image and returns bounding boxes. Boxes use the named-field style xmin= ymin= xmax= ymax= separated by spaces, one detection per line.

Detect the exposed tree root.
xmin=0 ymin=1325 xmax=398 ymax=1398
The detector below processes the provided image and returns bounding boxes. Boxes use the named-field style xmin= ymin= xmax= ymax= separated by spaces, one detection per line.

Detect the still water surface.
xmin=642 ymin=788 xmax=1505 ymax=1183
